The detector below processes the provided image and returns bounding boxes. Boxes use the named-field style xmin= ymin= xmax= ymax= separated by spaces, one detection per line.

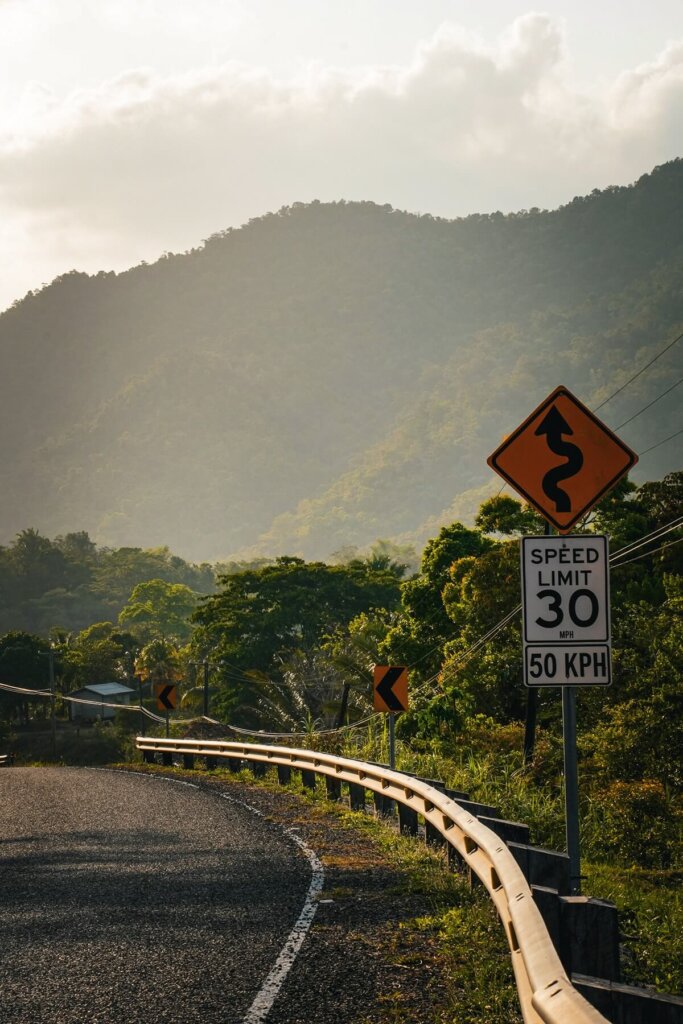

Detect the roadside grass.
xmin=584 ymin=863 xmax=683 ymax=994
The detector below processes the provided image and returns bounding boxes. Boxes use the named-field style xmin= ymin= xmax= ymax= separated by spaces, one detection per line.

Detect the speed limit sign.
xmin=521 ymin=536 xmax=611 ymax=686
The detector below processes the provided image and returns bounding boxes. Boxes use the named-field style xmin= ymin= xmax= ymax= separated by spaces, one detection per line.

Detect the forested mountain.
xmin=1 ymin=160 xmax=681 ymax=561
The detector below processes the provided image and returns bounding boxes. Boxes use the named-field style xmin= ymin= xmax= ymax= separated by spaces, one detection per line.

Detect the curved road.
xmin=0 ymin=768 xmax=319 ymax=1024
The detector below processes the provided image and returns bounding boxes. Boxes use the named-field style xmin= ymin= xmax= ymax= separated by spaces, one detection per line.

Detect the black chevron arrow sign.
xmin=155 ymin=684 xmax=177 ymax=711
xmin=373 ymin=666 xmax=408 ymax=713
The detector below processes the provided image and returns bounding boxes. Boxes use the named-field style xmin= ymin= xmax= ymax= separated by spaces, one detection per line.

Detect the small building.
xmin=68 ymin=681 xmax=136 ymax=722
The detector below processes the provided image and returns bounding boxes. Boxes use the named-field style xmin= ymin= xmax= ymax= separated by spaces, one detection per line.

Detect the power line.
xmin=613 ymin=376 xmax=683 ymax=431
xmin=638 ymin=428 xmax=683 ymax=458
xmin=612 ymin=535 xmax=683 ymax=569
xmin=610 ymin=518 xmax=683 ymax=565
xmin=594 ymin=330 xmax=683 ymax=413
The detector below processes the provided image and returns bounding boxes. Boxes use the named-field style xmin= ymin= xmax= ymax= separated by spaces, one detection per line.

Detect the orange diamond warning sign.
xmin=487 ymin=385 xmax=637 ymax=533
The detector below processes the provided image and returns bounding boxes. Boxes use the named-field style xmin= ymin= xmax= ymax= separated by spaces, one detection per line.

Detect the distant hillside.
xmin=1 ymin=160 xmax=681 ymax=561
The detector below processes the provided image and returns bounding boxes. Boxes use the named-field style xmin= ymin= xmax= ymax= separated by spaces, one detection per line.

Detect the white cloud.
xmin=0 ymin=11 xmax=681 ymax=310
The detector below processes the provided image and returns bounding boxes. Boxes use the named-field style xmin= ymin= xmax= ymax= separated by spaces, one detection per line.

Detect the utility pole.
xmin=203 ymin=659 xmax=210 ymax=718
xmin=48 ymin=648 xmax=57 ymax=760
xmin=128 ymin=652 xmax=145 ymax=737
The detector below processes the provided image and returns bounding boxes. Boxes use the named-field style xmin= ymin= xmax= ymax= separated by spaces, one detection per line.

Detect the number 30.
xmin=535 ymin=589 xmax=599 ymax=628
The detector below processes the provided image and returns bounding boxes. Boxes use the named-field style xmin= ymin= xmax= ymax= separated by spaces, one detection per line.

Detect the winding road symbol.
xmin=534 ymin=405 xmax=584 ymax=513
xmin=487 ymin=385 xmax=638 ymax=533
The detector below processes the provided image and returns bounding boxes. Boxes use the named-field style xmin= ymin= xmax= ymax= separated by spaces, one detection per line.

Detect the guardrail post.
xmin=348 ymin=781 xmax=366 ymax=811
xmin=425 ymin=821 xmax=446 ymax=850
xmin=277 ymin=764 xmax=291 ymax=785
xmin=143 ymin=750 xmax=156 ymax=764
xmin=227 ymin=757 xmax=242 ymax=773
xmin=205 ymin=756 xmax=218 ymax=771
xmin=250 ymin=760 xmax=267 ymax=778
xmin=325 ymin=776 xmax=342 ymax=801
xmin=182 ymin=754 xmax=195 ymax=770
xmin=162 ymin=751 xmax=173 ymax=767
xmin=398 ymin=803 xmax=419 ymax=836
xmin=447 ymin=842 xmax=466 ymax=873
xmin=301 ymin=768 xmax=316 ymax=790
xmin=560 ymin=897 xmax=620 ymax=982
xmin=509 ymin=842 xmax=571 ymax=895
xmin=572 ymin=976 xmax=683 ymax=1023
xmin=373 ymin=791 xmax=393 ymax=818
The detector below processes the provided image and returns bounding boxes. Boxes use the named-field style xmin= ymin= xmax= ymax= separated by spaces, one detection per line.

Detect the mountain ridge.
xmin=1 ymin=160 xmax=681 ymax=561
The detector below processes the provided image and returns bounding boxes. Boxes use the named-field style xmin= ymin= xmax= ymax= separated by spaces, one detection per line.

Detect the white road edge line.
xmin=84 ymin=767 xmax=325 ymax=1024
xmin=219 ymin=792 xmax=325 ymax=1024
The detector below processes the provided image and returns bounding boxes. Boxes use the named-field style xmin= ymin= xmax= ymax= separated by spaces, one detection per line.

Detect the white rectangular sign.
xmin=525 ymin=645 xmax=611 ymax=686
xmin=521 ymin=535 xmax=611 ymax=687
xmin=521 ymin=536 xmax=609 ymax=643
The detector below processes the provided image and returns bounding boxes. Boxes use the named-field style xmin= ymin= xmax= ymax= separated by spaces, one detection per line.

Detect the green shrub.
xmin=585 ymin=780 xmax=683 ymax=869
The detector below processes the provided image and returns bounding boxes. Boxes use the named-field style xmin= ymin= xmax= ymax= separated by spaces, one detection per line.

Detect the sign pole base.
xmin=389 ymin=714 xmax=396 ymax=772
xmin=562 ymin=685 xmax=581 ymax=895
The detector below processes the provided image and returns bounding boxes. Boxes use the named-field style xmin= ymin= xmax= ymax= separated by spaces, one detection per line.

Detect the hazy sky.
xmin=0 ymin=0 xmax=681 ymax=311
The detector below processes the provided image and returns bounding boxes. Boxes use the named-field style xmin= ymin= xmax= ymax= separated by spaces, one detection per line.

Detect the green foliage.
xmin=475 ymin=496 xmax=543 ymax=536
xmin=0 ymin=630 xmax=51 ymax=722
xmin=586 ymin=864 xmax=683 ymax=993
xmin=192 ymin=556 xmax=403 ymax=724
xmin=586 ymin=781 xmax=682 ymax=869
xmin=0 ymin=530 xmax=215 ymax=636
xmin=118 ymin=578 xmax=199 ymax=641
xmin=384 ymin=523 xmax=491 ymax=681
xmin=59 ymin=622 xmax=134 ymax=691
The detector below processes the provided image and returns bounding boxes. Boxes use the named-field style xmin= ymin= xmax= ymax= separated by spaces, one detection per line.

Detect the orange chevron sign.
xmin=373 ymin=665 xmax=409 ymax=714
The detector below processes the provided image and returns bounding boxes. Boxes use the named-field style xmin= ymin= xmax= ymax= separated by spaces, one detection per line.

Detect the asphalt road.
xmin=0 ymin=768 xmax=318 ymax=1024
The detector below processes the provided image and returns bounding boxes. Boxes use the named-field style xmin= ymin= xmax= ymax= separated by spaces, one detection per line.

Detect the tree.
xmin=59 ymin=622 xmax=137 ymax=692
xmin=192 ymin=556 xmax=403 ymax=725
xmin=383 ymin=523 xmax=492 ymax=682
xmin=118 ymin=579 xmax=199 ymax=642
xmin=475 ymin=495 xmax=543 ymax=536
xmin=134 ymin=638 xmax=181 ymax=693
xmin=0 ymin=631 xmax=51 ymax=723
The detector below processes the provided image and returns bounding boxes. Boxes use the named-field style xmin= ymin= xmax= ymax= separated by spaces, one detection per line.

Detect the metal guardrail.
xmin=136 ymin=735 xmax=608 ymax=1024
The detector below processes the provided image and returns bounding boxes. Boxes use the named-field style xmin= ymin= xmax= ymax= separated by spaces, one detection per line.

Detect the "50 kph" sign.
xmin=521 ymin=535 xmax=611 ymax=687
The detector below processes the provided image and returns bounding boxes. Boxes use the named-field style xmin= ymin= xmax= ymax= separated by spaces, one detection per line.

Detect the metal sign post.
xmin=562 ymin=685 xmax=580 ymax=895
xmin=388 ymin=714 xmax=396 ymax=772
